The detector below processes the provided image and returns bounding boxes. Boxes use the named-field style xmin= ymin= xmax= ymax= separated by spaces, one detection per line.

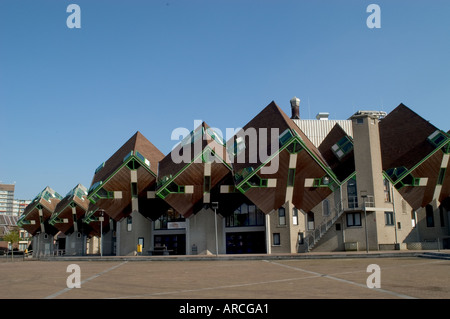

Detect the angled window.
xmin=231 ymin=136 xmax=246 ymax=157
xmin=247 ymin=174 xmax=268 ymax=188
xmin=427 ymin=130 xmax=447 ymax=147
xmin=286 ymin=140 xmax=302 ymax=154
xmin=206 ymin=128 xmax=225 ymax=146
xmin=95 ymin=162 xmax=105 ymax=174
xmin=135 ymin=151 xmax=151 ymax=167
xmin=331 ymin=136 xmax=353 ymax=160
xmin=123 ymin=151 xmax=133 ymax=163
xmin=279 ymin=128 xmax=294 ymax=147
xmin=385 ymin=166 xmax=408 ymax=183
xmin=75 ymin=187 xmax=87 ymax=199
xmin=180 ymin=128 xmax=203 ymax=147
xmin=96 ymin=188 xmax=114 ymax=199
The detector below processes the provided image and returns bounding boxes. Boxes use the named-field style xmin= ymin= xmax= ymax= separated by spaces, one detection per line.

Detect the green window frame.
xmin=75 ymin=188 xmax=87 ymax=199
xmin=232 ymin=136 xmax=246 ymax=157
xmin=235 ymin=166 xmax=255 ymax=184
xmin=385 ymin=166 xmax=408 ymax=183
xmin=123 ymin=151 xmax=133 ymax=163
xmin=331 ymin=136 xmax=353 ymax=160
xmin=443 ymin=142 xmax=450 ymax=154
xmin=95 ymin=162 xmax=105 ymax=174
xmin=237 ymin=174 xmax=269 ymax=193
xmin=437 ymin=168 xmax=446 ymax=185
xmin=428 ymin=130 xmax=447 ymax=147
xmin=279 ymin=128 xmax=294 ymax=147
xmin=89 ymin=181 xmax=103 ymax=193
xmin=96 ymin=188 xmax=114 ymax=199
xmin=135 ymin=151 xmax=151 ymax=167
xmin=181 ymin=127 xmax=203 ymax=147
xmin=158 ymin=181 xmax=186 ymax=199
xmin=286 ymin=140 xmax=303 ymax=154
xmin=206 ymin=128 xmax=226 ymax=146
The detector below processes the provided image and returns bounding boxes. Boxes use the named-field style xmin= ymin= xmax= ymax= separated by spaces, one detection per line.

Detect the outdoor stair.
xmin=300 ymin=200 xmax=345 ymax=253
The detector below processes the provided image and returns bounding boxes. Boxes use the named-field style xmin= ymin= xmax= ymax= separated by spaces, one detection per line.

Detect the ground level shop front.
xmin=91 ymin=202 xmax=273 ymax=256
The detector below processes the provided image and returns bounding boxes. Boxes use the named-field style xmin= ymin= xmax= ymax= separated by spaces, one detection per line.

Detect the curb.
xmin=417 ymin=252 xmax=450 ymax=260
xmin=35 ymin=251 xmax=425 ymax=262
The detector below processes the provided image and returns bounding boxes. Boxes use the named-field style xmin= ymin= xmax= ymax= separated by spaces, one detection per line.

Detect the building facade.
xmin=0 ymin=184 xmax=15 ymax=215
xmin=18 ymin=99 xmax=450 ymax=256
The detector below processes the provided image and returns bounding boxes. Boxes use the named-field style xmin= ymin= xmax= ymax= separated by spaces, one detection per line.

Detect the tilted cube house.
xmin=19 ymin=99 xmax=450 ymax=255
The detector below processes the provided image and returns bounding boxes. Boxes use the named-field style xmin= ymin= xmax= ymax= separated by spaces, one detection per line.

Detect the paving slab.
xmin=1 ymin=252 xmax=448 ymax=300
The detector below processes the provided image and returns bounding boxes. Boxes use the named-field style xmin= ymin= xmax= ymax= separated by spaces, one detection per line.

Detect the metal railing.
xmin=301 ymin=199 xmax=345 ymax=252
xmin=348 ymin=196 xmax=358 ymax=209
xmin=300 ymin=194 xmax=377 ymax=252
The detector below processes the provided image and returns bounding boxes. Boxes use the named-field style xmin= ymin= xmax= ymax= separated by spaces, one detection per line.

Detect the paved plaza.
xmin=0 ymin=252 xmax=449 ymax=300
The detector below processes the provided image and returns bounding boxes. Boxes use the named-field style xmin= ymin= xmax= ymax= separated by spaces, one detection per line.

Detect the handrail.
xmin=301 ymin=199 xmax=346 ymax=252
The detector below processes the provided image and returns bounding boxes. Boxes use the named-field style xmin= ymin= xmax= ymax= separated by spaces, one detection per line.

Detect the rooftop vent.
xmin=316 ymin=112 xmax=329 ymax=120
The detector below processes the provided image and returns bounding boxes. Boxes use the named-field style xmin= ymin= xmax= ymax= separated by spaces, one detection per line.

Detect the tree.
xmin=3 ymin=227 xmax=20 ymax=259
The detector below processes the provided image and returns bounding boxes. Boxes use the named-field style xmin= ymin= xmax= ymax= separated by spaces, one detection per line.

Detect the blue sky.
xmin=1 ymin=0 xmax=449 ymax=200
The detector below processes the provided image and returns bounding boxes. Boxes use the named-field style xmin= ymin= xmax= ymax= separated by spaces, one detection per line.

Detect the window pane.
xmin=323 ymin=200 xmax=330 ymax=216
xmin=385 ymin=212 xmax=394 ymax=225
xmin=341 ymin=141 xmax=353 ymax=153
xmin=347 ymin=214 xmax=353 ymax=226
xmin=273 ymin=233 xmax=280 ymax=245
xmin=287 ymin=169 xmax=295 ymax=187
xmin=249 ymin=208 xmax=256 ymax=226
xmin=354 ymin=213 xmax=361 ymax=226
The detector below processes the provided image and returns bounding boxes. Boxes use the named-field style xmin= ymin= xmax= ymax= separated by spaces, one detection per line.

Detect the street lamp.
xmin=99 ymin=211 xmax=104 ymax=257
xmin=211 ymin=202 xmax=219 ymax=256
xmin=362 ymin=196 xmax=369 ymax=253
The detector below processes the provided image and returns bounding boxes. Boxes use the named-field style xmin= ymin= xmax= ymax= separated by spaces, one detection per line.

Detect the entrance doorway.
xmin=226 ymin=231 xmax=266 ymax=254
xmin=154 ymin=234 xmax=186 ymax=255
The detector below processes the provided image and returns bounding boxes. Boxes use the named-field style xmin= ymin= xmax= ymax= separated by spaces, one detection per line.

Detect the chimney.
xmin=290 ymin=96 xmax=300 ymax=119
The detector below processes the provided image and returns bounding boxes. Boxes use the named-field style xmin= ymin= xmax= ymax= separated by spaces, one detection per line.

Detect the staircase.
xmin=299 ymin=200 xmax=345 ymax=253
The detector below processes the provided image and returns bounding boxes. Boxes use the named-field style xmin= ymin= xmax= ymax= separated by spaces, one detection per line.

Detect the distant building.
xmin=13 ymin=199 xmax=32 ymax=215
xmin=0 ymin=184 xmax=15 ymax=215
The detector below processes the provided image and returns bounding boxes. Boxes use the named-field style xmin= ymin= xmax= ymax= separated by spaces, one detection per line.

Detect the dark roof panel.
xmin=379 ymin=103 xmax=437 ymax=170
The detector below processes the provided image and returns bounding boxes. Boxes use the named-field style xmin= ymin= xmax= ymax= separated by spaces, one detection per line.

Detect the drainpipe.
xmin=391 ymin=184 xmax=398 ymax=249
xmin=340 ymin=184 xmax=345 ymax=247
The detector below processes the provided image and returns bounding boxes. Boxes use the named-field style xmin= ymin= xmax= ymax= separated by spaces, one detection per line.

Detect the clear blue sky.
xmin=1 ymin=0 xmax=449 ymax=200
